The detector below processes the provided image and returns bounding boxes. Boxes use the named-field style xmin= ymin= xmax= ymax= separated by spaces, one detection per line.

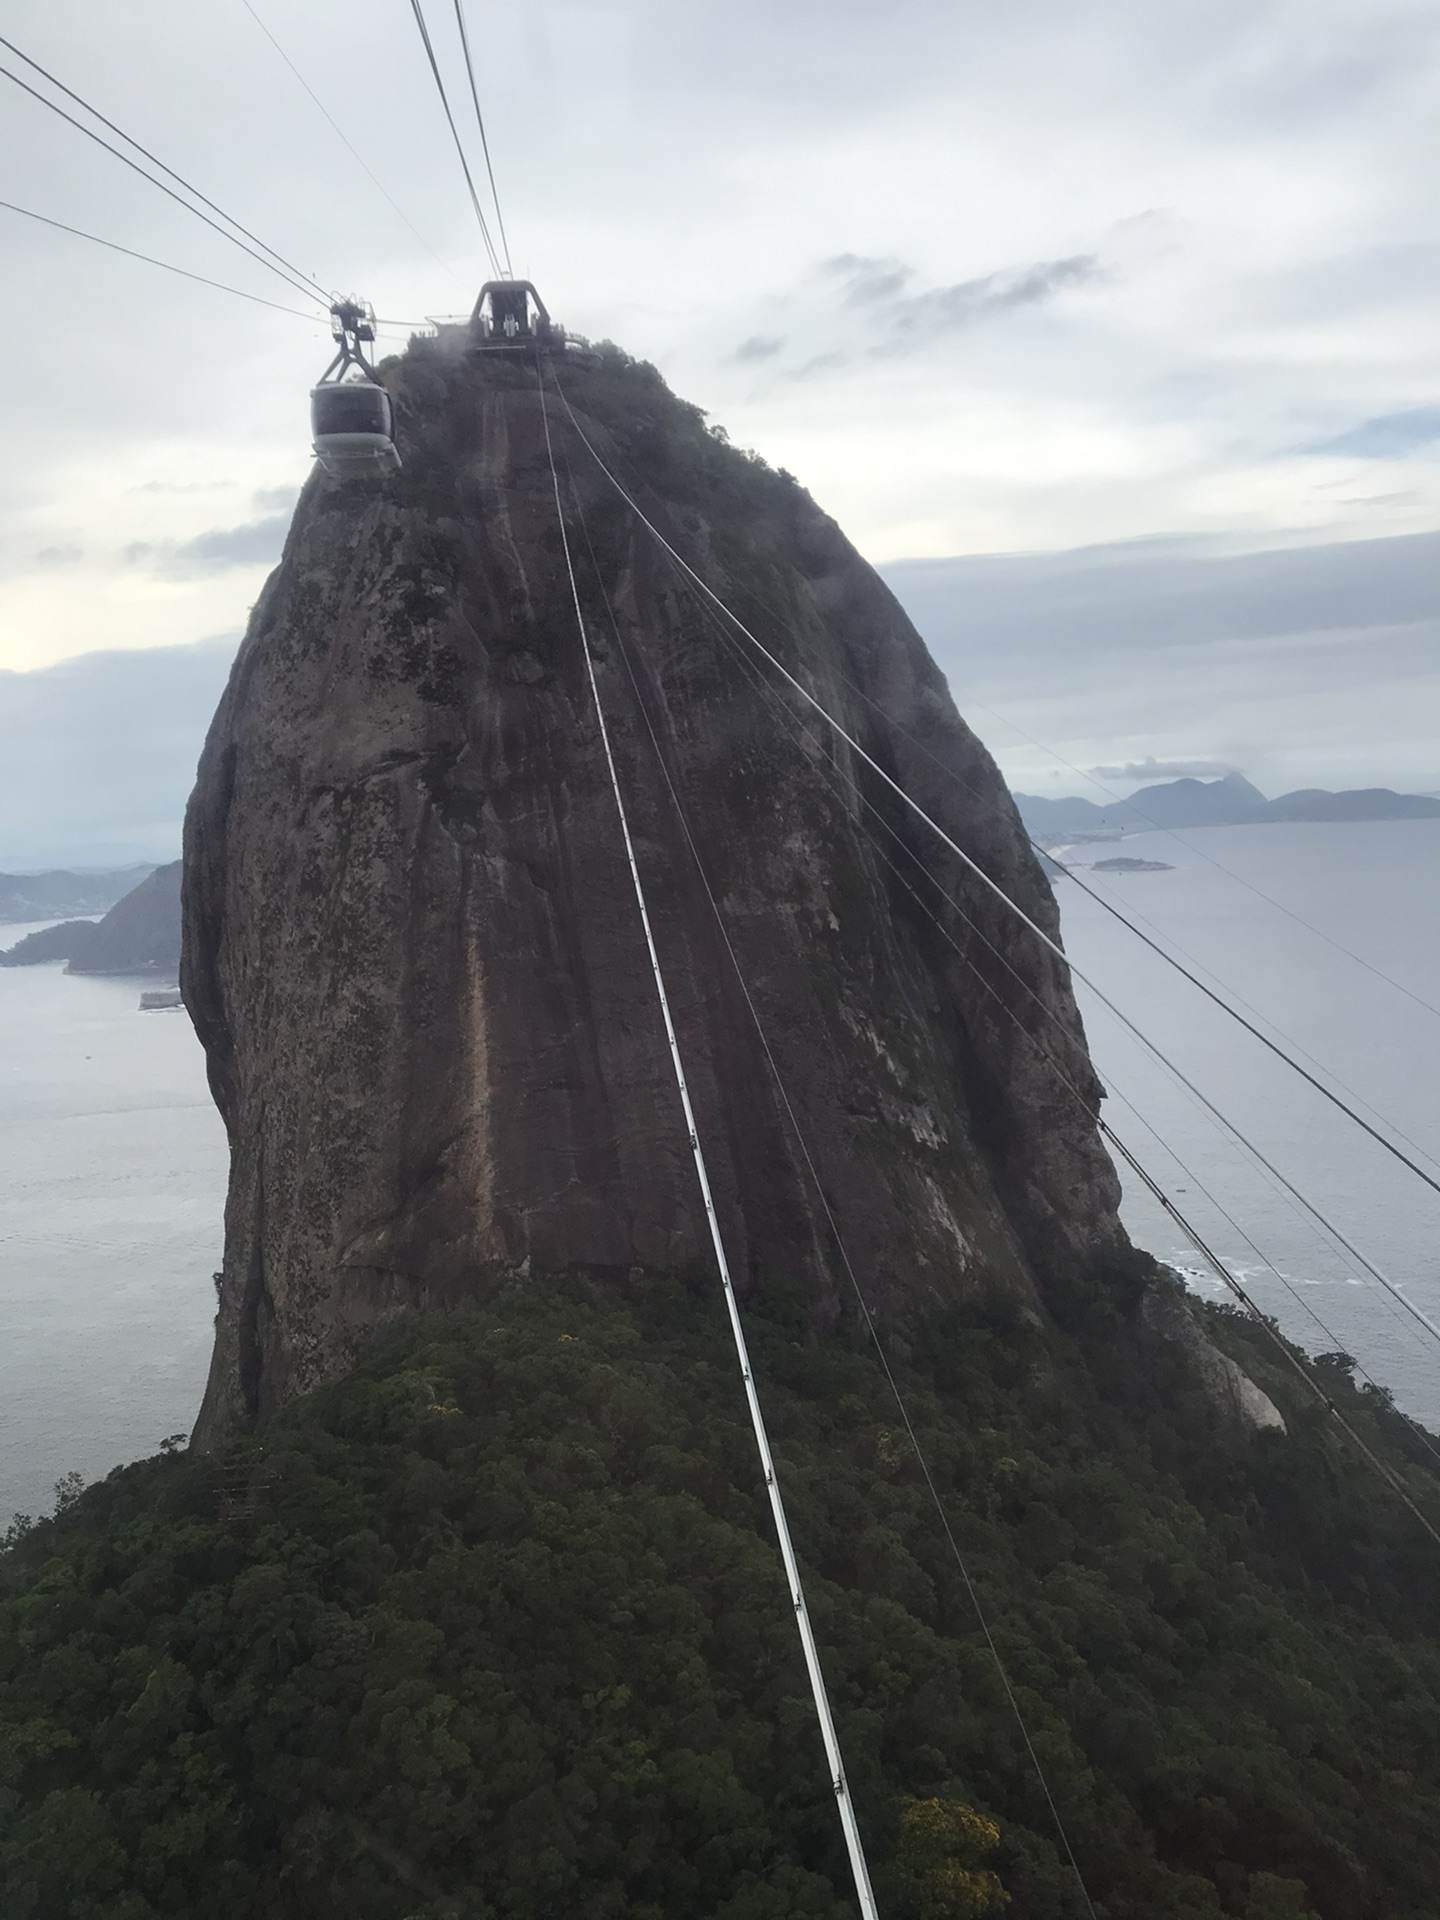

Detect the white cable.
xmin=536 ymin=377 xmax=881 ymax=1920
xmin=570 ymin=505 xmax=1101 ymax=1914
xmin=552 ymin=388 xmax=1440 ymax=1359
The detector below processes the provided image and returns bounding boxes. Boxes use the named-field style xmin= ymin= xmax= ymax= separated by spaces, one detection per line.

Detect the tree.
xmin=896 ymin=1799 xmax=1008 ymax=1919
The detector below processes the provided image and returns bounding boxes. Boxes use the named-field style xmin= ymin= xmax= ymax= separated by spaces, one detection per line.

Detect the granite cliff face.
xmin=184 ymin=341 xmax=1127 ymax=1445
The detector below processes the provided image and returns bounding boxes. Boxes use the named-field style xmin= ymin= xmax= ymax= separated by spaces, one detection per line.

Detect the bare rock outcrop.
xmin=1142 ymin=1272 xmax=1286 ymax=1434
xmin=184 ymin=341 xmax=1129 ymax=1444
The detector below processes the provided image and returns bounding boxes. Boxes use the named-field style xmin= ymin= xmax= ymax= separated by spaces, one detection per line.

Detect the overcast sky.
xmin=1 ymin=0 xmax=1437 ymax=859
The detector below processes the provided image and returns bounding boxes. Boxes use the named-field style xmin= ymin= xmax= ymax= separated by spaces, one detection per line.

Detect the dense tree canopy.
xmin=3 ymin=1266 xmax=1439 ymax=1918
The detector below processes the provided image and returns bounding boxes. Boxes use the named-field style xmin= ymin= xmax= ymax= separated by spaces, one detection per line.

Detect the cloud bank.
xmin=4 ymin=528 xmax=1435 ymax=868
xmin=822 ymin=251 xmax=1104 ymax=353
xmin=126 ymin=514 xmax=291 ymax=580
xmin=0 ymin=639 xmax=238 ymax=869
xmin=880 ymin=528 xmax=1440 ymax=799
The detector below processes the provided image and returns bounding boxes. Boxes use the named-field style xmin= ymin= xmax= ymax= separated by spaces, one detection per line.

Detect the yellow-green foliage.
xmin=897 ymin=1798 xmax=1008 ymax=1917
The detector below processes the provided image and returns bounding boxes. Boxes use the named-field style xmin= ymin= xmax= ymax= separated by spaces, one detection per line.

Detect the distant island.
xmin=1014 ymin=771 xmax=1440 ymax=843
xmin=0 ymin=861 xmax=181 ymax=976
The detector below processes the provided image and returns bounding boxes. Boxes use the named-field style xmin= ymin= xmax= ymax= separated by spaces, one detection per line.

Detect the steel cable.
xmin=0 ymin=34 xmax=329 ymax=303
xmin=0 ymin=199 xmax=318 ymax=317
xmin=960 ymin=698 xmax=1440 ymax=1023
xmin=451 ymin=0 xmax=512 ymax=275
xmin=535 ymin=371 xmax=881 ymax=1920
xmin=556 ymin=442 xmax=1102 ymax=1917
xmin=551 ymin=383 xmax=1440 ymax=1340
xmin=404 ymin=0 xmax=501 ymax=277
xmin=238 ymin=0 xmax=463 ymax=289
xmin=698 ymin=600 xmax=1440 ymax=1474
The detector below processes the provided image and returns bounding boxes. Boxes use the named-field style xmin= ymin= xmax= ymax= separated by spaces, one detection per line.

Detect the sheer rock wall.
xmin=184 ymin=342 xmax=1125 ymax=1444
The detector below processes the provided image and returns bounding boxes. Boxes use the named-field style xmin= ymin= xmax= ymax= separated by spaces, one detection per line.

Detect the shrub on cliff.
xmin=2 ymin=1272 xmax=1438 ymax=1919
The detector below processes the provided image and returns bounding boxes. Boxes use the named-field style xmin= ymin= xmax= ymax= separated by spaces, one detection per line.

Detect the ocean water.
xmin=1057 ymin=819 xmax=1440 ymax=1427
xmin=1 ymin=819 xmax=1437 ymax=1523
xmin=0 ymin=930 xmax=225 ymax=1521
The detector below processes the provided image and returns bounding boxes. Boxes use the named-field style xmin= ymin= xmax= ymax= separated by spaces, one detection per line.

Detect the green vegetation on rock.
xmin=3 ymin=1268 xmax=1439 ymax=1919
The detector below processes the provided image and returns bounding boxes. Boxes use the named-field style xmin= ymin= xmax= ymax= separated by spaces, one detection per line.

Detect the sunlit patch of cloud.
xmin=1305 ymin=409 xmax=1440 ymax=458
xmin=129 ymin=480 xmax=236 ymax=494
xmin=1088 ymin=756 xmax=1234 ymax=781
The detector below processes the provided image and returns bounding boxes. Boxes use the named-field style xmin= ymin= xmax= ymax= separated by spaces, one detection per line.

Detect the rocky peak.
xmin=183 ymin=338 xmax=1127 ymax=1444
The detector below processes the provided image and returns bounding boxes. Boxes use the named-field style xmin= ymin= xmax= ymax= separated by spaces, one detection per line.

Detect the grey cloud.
xmin=126 ymin=515 xmax=291 ymax=580
xmin=34 ymin=545 xmax=83 ymax=568
xmin=5 ymin=531 xmax=1436 ymax=869
xmin=883 ymin=529 xmax=1440 ymax=660
xmin=731 ymin=334 xmax=787 ymax=363
xmin=171 ymin=516 xmax=290 ymax=573
xmin=822 ymin=254 xmax=916 ymax=305
xmin=880 ymin=255 xmax=1104 ymax=346
xmin=822 ymin=251 xmax=1104 ymax=353
xmin=1307 ymin=409 xmax=1440 ymax=458
xmin=881 ymin=529 xmax=1440 ymax=796
xmin=781 ymin=351 xmax=849 ymax=382
xmin=0 ymin=637 xmax=237 ymax=868
xmin=1089 ymin=757 xmax=1235 ymax=781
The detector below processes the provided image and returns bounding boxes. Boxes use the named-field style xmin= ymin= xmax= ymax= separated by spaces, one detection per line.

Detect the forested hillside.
xmin=4 ymin=1268 xmax=1438 ymax=1919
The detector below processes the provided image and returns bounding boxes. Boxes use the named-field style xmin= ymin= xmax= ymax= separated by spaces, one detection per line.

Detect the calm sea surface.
xmin=1058 ymin=820 xmax=1440 ymax=1428
xmin=1 ymin=817 xmax=1438 ymax=1521
xmin=0 ymin=933 xmax=224 ymax=1521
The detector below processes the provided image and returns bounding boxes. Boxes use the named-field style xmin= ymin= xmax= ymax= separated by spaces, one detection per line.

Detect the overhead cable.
xmin=1060 ymin=860 xmax=1440 ymax=1197
xmin=560 ymin=460 xmax=1100 ymax=1919
xmin=742 ymin=607 xmax=1440 ymax=1354
xmin=404 ymin=0 xmax=502 ymax=277
xmin=238 ymin=0 xmax=463 ymax=287
xmin=535 ymin=383 xmax=880 ymax=1920
xmin=608 ymin=483 xmax=1440 ymax=1127
xmin=1103 ymin=1129 xmax=1440 ymax=1550
xmin=0 ymin=200 xmax=318 ymax=317
xmin=650 ymin=530 xmax=1440 ymax=1029
xmin=0 ymin=35 xmax=328 ymax=304
xmin=706 ymin=597 xmax=1440 ymax=1507
xmin=553 ymin=383 xmax=1440 ymax=1221
xmin=716 ymin=623 xmax=1440 ymax=1466
xmin=796 ymin=651 xmax=1440 ymax=1175
xmin=648 ymin=506 xmax=1440 ymax=1173
xmin=451 ymin=0 xmax=512 ymax=275
xmin=961 ymin=697 xmax=1440 ymax=1024
xmin=555 ymin=383 xmax=1440 ymax=1363
xmin=1048 ymin=860 xmax=1440 ymax=1179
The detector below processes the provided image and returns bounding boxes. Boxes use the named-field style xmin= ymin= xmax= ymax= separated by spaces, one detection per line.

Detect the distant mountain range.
xmin=1013 ymin=773 xmax=1440 ymax=842
xmin=0 ymin=864 xmax=156 ymax=924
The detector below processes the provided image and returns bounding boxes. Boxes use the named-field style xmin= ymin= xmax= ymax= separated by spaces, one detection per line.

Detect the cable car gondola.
xmin=310 ymin=298 xmax=400 ymax=480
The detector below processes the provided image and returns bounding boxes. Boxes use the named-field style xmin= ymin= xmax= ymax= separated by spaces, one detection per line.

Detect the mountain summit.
xmin=183 ymin=341 xmax=1126 ymax=1444
xmin=7 ymin=340 xmax=1440 ymax=1920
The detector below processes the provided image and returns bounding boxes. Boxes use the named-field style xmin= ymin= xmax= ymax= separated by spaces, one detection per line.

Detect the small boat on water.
xmin=138 ymin=989 xmax=184 ymax=1011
